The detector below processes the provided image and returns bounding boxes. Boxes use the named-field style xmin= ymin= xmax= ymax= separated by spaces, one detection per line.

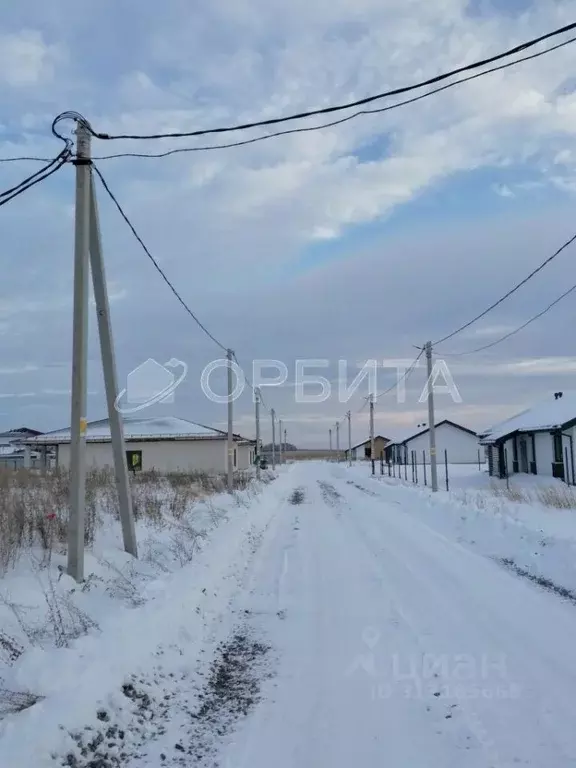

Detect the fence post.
xmin=565 ymin=446 xmax=570 ymax=486
xmin=478 ymin=448 xmax=481 ymax=472
xmin=380 ymin=451 xmax=384 ymax=475
xmin=504 ymin=448 xmax=510 ymax=490
xmin=415 ymin=452 xmax=418 ymax=484
xmin=404 ymin=448 xmax=408 ymax=481
xmin=388 ymin=460 xmax=391 ymax=477
xmin=423 ymin=450 xmax=427 ymax=486
xmin=445 ymin=449 xmax=449 ymax=491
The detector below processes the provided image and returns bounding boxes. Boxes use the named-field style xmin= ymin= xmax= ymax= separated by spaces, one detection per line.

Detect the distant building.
xmin=479 ymin=391 xmax=576 ymax=483
xmin=25 ymin=416 xmax=255 ymax=474
xmin=0 ymin=427 xmax=44 ymax=469
xmin=385 ymin=420 xmax=481 ymax=465
xmin=346 ymin=435 xmax=390 ymax=461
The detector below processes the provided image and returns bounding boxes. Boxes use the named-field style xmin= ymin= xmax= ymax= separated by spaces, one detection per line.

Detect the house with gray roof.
xmin=25 ymin=416 xmax=256 ymax=474
xmin=479 ymin=391 xmax=576 ymax=483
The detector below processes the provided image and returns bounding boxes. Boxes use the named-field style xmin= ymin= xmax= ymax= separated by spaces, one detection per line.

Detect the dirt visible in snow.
xmin=346 ymin=480 xmax=378 ymax=497
xmin=288 ymin=488 xmax=305 ymax=505
xmin=317 ymin=481 xmax=342 ymax=506
xmin=168 ymin=628 xmax=272 ymax=766
xmin=499 ymin=557 xmax=576 ymax=605
xmin=59 ymin=627 xmax=273 ymax=768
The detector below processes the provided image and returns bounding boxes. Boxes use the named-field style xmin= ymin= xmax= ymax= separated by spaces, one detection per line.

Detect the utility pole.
xmin=425 ymin=341 xmax=438 ymax=492
xmin=255 ymin=387 xmax=261 ymax=479
xmin=271 ymin=409 xmax=276 ymax=469
xmin=336 ymin=421 xmax=340 ymax=463
xmin=284 ymin=428 xmax=287 ymax=462
xmin=89 ymin=172 xmax=137 ymax=559
xmin=278 ymin=419 xmax=283 ymax=465
xmin=369 ymin=393 xmax=375 ymax=475
xmin=329 ymin=428 xmax=333 ymax=459
xmin=68 ymin=121 xmax=92 ymax=582
xmin=347 ymin=411 xmax=352 ymax=466
xmin=227 ymin=348 xmax=234 ymax=492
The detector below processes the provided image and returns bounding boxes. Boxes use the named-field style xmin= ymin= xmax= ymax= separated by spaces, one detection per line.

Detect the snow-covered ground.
xmin=3 ymin=462 xmax=576 ymax=766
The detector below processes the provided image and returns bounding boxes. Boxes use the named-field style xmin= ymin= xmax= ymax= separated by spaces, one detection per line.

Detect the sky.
xmin=2 ymin=0 xmax=576 ymax=447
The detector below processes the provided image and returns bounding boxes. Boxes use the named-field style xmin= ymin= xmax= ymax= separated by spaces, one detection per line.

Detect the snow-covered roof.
xmin=25 ymin=416 xmax=247 ymax=444
xmin=387 ymin=420 xmax=477 ymax=446
xmin=480 ymin=392 xmax=576 ymax=444
xmin=351 ymin=435 xmax=390 ymax=450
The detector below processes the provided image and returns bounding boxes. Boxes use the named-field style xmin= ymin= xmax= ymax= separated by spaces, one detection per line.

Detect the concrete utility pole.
xmin=255 ymin=387 xmax=261 ymax=479
xmin=271 ymin=408 xmax=276 ymax=469
xmin=278 ymin=419 xmax=283 ymax=465
xmin=89 ymin=172 xmax=137 ymax=559
xmin=68 ymin=121 xmax=92 ymax=582
xmin=369 ymin=393 xmax=375 ymax=475
xmin=329 ymin=428 xmax=333 ymax=458
xmin=336 ymin=422 xmax=340 ymax=463
xmin=425 ymin=341 xmax=438 ymax=492
xmin=284 ymin=428 xmax=287 ymax=462
xmin=227 ymin=348 xmax=234 ymax=492
xmin=347 ymin=410 xmax=352 ymax=466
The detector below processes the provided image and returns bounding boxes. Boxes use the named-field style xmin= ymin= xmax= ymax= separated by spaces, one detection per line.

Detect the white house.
xmin=479 ymin=391 xmax=576 ymax=484
xmin=25 ymin=416 xmax=256 ymax=474
xmin=385 ymin=420 xmax=481 ymax=465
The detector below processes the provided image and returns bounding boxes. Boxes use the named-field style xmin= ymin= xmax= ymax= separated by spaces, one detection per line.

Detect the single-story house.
xmin=479 ymin=391 xmax=576 ymax=483
xmin=345 ymin=435 xmax=390 ymax=461
xmin=385 ymin=420 xmax=481 ymax=465
xmin=0 ymin=427 xmax=45 ymax=469
xmin=24 ymin=416 xmax=256 ymax=474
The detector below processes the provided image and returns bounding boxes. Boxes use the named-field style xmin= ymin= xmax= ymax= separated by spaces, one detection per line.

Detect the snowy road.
xmin=5 ymin=461 xmax=576 ymax=767
xmin=221 ymin=462 xmax=576 ymax=768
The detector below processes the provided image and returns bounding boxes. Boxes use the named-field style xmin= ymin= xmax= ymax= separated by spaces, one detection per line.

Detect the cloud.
xmin=3 ymin=0 xmax=576 ymax=441
xmin=0 ymin=30 xmax=63 ymax=87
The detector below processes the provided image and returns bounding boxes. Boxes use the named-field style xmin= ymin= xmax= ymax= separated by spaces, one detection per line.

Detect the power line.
xmin=2 ymin=32 xmax=575 ymax=167
xmin=0 ymin=155 xmax=53 ymax=163
xmin=373 ymin=350 xmax=424 ymax=400
xmin=433 ymin=227 xmax=576 ymax=347
xmin=92 ymin=164 xmax=228 ymax=353
xmin=0 ymin=150 xmax=70 ymax=208
xmin=88 ymin=35 xmax=576 ymax=161
xmin=1 ymin=150 xmax=68 ymax=198
xmin=442 ymin=280 xmax=576 ymax=356
xmin=81 ymin=22 xmax=576 ymax=143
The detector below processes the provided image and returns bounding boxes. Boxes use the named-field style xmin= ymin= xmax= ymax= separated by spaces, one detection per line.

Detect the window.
xmin=126 ymin=450 xmax=142 ymax=473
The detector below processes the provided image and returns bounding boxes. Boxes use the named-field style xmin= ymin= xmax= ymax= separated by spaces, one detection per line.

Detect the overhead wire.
xmin=88 ymin=35 xmax=576 ymax=161
xmin=0 ymin=149 xmax=70 ymax=208
xmin=442 ymin=281 xmax=576 ymax=356
xmin=92 ymin=163 xmax=229 ymax=353
xmin=81 ymin=22 xmax=576 ymax=143
xmin=373 ymin=350 xmax=424 ymax=401
xmin=432 ymin=228 xmax=576 ymax=347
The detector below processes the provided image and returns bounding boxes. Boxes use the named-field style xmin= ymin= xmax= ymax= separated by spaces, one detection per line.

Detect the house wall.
xmin=236 ymin=444 xmax=255 ymax=470
xmin=533 ymin=433 xmax=554 ymax=477
xmin=352 ymin=437 xmax=388 ymax=460
xmin=57 ymin=439 xmax=232 ymax=473
xmin=406 ymin=423 xmax=481 ymax=464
